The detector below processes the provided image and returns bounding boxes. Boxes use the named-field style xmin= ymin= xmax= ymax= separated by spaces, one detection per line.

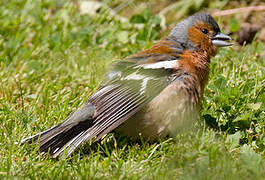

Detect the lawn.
xmin=0 ymin=0 xmax=264 ymax=179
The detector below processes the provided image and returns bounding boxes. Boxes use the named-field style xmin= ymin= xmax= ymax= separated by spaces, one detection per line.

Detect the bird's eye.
xmin=201 ymin=28 xmax=209 ymax=34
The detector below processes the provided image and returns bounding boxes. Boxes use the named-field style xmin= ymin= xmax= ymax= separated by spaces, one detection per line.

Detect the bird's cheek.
xmin=210 ymin=46 xmax=218 ymax=56
xmin=188 ymin=28 xmax=212 ymax=51
xmin=208 ymin=40 xmax=218 ymax=56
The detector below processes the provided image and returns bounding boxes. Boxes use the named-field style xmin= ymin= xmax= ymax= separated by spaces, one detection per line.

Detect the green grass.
xmin=0 ymin=0 xmax=264 ymax=179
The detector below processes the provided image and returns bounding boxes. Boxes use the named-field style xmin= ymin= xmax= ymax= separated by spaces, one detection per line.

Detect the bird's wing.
xmin=87 ymin=58 xmax=185 ymax=140
xmin=56 ymin=58 xmax=185 ymax=157
xmin=22 ymin=51 xmax=185 ymax=158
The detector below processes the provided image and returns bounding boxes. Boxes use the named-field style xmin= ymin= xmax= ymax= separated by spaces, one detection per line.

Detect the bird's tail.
xmin=21 ymin=103 xmax=95 ymax=158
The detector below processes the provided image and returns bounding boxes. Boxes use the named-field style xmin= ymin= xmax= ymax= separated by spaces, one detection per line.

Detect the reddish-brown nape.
xmin=188 ymin=22 xmax=217 ymax=56
xmin=139 ymin=39 xmax=178 ymax=55
xmin=128 ymin=38 xmax=182 ymax=63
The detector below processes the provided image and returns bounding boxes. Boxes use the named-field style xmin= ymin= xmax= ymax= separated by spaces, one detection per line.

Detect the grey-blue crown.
xmin=168 ymin=12 xmax=220 ymax=49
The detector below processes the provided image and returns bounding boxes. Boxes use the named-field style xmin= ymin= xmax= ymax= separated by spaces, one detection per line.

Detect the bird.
xmin=21 ymin=12 xmax=232 ymax=158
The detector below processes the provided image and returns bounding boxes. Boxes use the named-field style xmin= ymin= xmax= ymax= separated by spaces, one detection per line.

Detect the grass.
xmin=0 ymin=0 xmax=264 ymax=179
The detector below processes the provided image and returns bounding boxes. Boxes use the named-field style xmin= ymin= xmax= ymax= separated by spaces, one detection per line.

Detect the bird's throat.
xmin=179 ymin=51 xmax=210 ymax=96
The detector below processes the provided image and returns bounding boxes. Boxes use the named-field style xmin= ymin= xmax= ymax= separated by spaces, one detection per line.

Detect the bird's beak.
xmin=211 ymin=33 xmax=232 ymax=47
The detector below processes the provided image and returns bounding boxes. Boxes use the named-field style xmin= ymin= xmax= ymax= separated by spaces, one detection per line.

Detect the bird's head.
xmin=168 ymin=12 xmax=232 ymax=56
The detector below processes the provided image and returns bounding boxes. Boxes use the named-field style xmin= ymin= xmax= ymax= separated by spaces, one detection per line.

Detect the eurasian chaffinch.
xmin=21 ymin=12 xmax=232 ymax=158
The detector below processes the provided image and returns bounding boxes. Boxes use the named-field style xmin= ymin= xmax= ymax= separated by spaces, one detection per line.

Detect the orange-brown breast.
xmin=178 ymin=50 xmax=210 ymax=98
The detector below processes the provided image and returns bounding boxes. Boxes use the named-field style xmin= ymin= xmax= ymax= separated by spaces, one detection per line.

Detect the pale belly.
xmin=115 ymin=80 xmax=199 ymax=140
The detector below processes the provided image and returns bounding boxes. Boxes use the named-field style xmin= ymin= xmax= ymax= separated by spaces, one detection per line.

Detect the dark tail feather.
xmin=21 ymin=104 xmax=95 ymax=158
